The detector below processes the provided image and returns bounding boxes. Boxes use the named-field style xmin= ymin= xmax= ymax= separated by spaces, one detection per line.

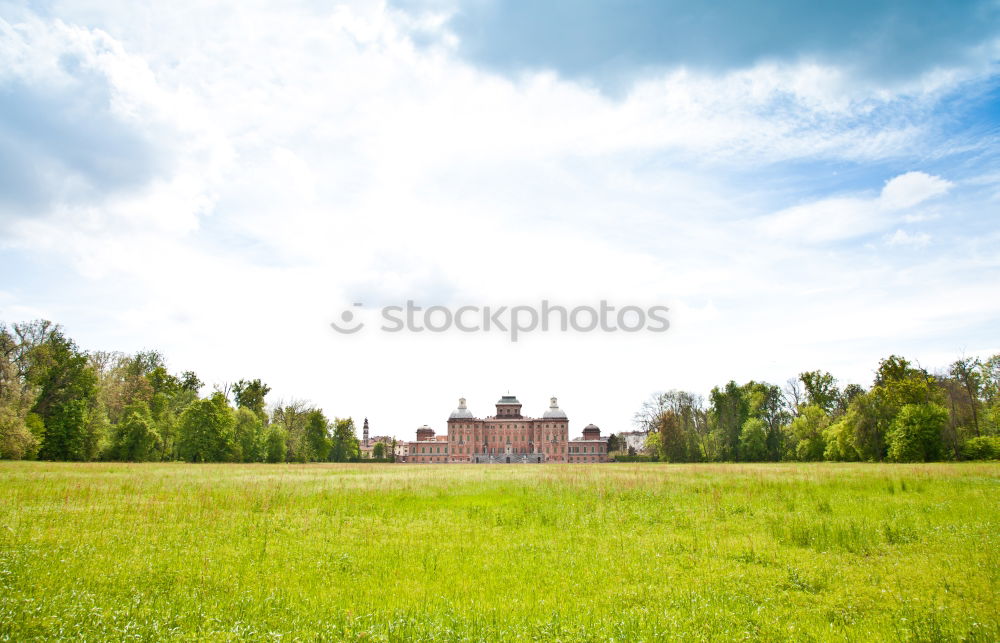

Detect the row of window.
xmin=408 ymin=455 xmax=603 ymax=463
xmin=418 ymin=443 xmax=600 ymax=455
xmin=569 ymin=445 xmax=605 ymax=454
xmin=451 ymin=423 xmax=566 ymax=430
xmin=449 ymin=432 xmax=567 ymax=441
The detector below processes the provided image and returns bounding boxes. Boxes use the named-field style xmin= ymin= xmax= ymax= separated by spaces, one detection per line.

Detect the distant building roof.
xmin=543 ymin=396 xmax=567 ymax=419
xmin=497 ymin=395 xmax=521 ymax=405
xmin=449 ymin=396 xmax=475 ymax=419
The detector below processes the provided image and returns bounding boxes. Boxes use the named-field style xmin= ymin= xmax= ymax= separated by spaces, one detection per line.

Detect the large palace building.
xmin=403 ymin=395 xmax=609 ymax=464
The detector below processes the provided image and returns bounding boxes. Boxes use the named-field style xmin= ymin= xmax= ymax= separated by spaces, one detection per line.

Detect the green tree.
xmin=785 ymin=404 xmax=830 ymax=461
xmin=832 ymin=356 xmax=943 ymax=462
xmin=179 ymin=371 xmax=203 ymax=393
xmin=329 ymin=417 xmax=359 ymax=462
xmin=82 ymin=399 xmax=111 ymax=461
xmin=111 ymin=402 xmax=161 ymax=462
xmin=636 ymin=391 xmax=707 ymax=461
xmin=232 ymin=379 xmax=271 ymax=422
xmin=654 ymin=410 xmax=691 ymax=462
xmin=234 ymin=407 xmax=265 ymax=462
xmin=709 ymin=381 xmax=748 ymax=460
xmin=887 ymin=403 xmax=948 ymax=462
xmin=961 ymin=436 xmax=1000 ymax=460
xmin=149 ymin=392 xmax=179 ymax=460
xmin=30 ymin=330 xmax=99 ymax=461
xmin=948 ymin=357 xmax=983 ymax=437
xmin=271 ymin=401 xmax=312 ymax=462
xmin=372 ymin=441 xmax=386 ymax=459
xmin=0 ymin=325 xmax=39 ymax=459
xmin=744 ymin=381 xmax=789 ymax=461
xmin=178 ymin=393 xmax=237 ymax=462
xmin=835 ymin=383 xmax=866 ymax=416
xmin=304 ymin=409 xmax=330 ymax=461
xmin=823 ymin=416 xmax=861 ymax=461
xmin=265 ymin=422 xmax=288 ymax=463
xmin=738 ymin=417 xmax=768 ymax=461
xmin=800 ymin=370 xmax=840 ymax=414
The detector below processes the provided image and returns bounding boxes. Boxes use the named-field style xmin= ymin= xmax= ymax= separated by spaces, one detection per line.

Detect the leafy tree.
xmin=271 ymin=401 xmax=312 ymax=462
xmin=961 ymin=436 xmax=1000 ymax=460
xmin=111 ymin=402 xmax=161 ymax=462
xmin=835 ymin=383 xmax=866 ymax=416
xmin=709 ymin=382 xmax=748 ymax=460
xmin=372 ymin=442 xmax=386 ymax=459
xmin=887 ymin=403 xmax=948 ymax=462
xmin=328 ymin=417 xmax=359 ymax=462
xmin=786 ymin=404 xmax=829 ymax=461
xmin=147 ymin=365 xmax=180 ymax=398
xmin=179 ymin=371 xmax=203 ymax=393
xmin=82 ymin=399 xmax=111 ymax=461
xmin=744 ymin=381 xmax=788 ymax=461
xmin=823 ymin=417 xmax=860 ymax=461
xmin=234 ymin=407 xmax=265 ymax=462
xmin=30 ymin=330 xmax=99 ymax=461
xmin=654 ymin=410 xmax=691 ymax=462
xmin=738 ymin=418 xmax=768 ymax=462
xmin=0 ymin=325 xmax=39 ymax=459
xmin=637 ymin=390 xmax=707 ymax=461
xmin=800 ymin=370 xmax=839 ymax=414
xmin=304 ymin=409 xmax=330 ymax=461
xmin=0 ymin=409 xmax=38 ymax=460
xmin=840 ymin=389 xmax=892 ymax=461
xmin=948 ymin=358 xmax=982 ymax=436
xmin=149 ymin=392 xmax=178 ymax=460
xmin=265 ymin=422 xmax=288 ymax=463
xmin=178 ymin=393 xmax=237 ymax=462
xmin=829 ymin=357 xmax=944 ymax=462
xmin=232 ymin=379 xmax=271 ymax=422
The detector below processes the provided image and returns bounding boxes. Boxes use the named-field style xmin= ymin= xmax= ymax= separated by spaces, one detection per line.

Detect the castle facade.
xmin=403 ymin=395 xmax=609 ymax=464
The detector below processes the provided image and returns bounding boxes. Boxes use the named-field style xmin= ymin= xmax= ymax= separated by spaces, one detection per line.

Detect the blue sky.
xmin=1 ymin=0 xmax=998 ymax=437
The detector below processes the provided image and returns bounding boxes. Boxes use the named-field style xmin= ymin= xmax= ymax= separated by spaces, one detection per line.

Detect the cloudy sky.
xmin=1 ymin=0 xmax=998 ymax=438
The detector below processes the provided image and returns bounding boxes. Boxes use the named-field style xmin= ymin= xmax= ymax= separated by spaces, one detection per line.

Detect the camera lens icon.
xmin=330 ymin=303 xmax=365 ymax=334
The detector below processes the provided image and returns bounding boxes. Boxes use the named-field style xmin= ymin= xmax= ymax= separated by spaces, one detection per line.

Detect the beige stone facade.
xmin=402 ymin=395 xmax=608 ymax=463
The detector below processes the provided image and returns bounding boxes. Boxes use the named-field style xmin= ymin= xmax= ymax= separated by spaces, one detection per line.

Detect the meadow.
xmin=0 ymin=462 xmax=998 ymax=641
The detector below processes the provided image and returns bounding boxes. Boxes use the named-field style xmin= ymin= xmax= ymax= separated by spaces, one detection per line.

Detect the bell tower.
xmin=363 ymin=417 xmax=370 ymax=447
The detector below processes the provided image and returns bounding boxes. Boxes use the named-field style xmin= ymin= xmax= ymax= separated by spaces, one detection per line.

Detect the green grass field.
xmin=1 ymin=462 xmax=998 ymax=641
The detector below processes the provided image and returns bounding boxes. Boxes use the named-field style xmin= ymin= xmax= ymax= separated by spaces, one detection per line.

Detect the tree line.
xmin=0 ymin=320 xmax=360 ymax=462
xmin=628 ymin=354 xmax=1000 ymax=462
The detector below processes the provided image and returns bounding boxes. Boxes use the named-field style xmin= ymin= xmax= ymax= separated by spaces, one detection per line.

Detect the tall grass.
xmin=1 ymin=462 xmax=997 ymax=641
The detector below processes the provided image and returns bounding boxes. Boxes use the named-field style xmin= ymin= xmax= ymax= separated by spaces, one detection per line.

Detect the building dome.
xmin=449 ymin=396 xmax=474 ymax=419
xmin=543 ymin=396 xmax=567 ymax=419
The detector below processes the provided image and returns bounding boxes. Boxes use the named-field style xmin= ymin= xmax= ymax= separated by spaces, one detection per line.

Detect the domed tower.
xmin=449 ymin=397 xmax=474 ymax=420
xmin=496 ymin=394 xmax=522 ymax=418
xmin=543 ymin=397 xmax=567 ymax=419
xmin=583 ymin=424 xmax=601 ymax=440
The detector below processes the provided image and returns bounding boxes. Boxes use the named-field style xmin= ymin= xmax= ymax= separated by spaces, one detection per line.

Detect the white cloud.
xmin=886 ymin=229 xmax=932 ymax=248
xmin=757 ymin=171 xmax=952 ymax=244
xmin=880 ymin=171 xmax=953 ymax=210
